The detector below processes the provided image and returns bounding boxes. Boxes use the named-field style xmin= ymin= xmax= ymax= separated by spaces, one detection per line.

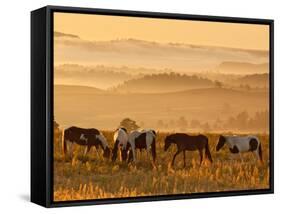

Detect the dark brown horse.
xmin=62 ymin=126 xmax=111 ymax=159
xmin=164 ymin=133 xmax=213 ymax=167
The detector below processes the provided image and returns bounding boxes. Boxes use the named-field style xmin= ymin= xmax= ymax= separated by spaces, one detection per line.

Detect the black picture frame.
xmin=31 ymin=5 xmax=274 ymax=208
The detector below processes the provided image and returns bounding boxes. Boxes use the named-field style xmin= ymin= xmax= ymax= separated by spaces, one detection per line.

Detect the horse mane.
xmin=120 ymin=127 xmax=127 ymax=133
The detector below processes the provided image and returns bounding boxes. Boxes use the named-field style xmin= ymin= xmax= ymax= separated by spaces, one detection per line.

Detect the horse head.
xmin=216 ymin=135 xmax=226 ymax=151
xmin=95 ymin=134 xmax=111 ymax=159
xmin=164 ymin=135 xmax=174 ymax=151
xmin=111 ymin=141 xmax=129 ymax=162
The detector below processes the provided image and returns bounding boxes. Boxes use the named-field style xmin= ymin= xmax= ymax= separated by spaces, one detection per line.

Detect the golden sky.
xmin=54 ymin=12 xmax=269 ymax=51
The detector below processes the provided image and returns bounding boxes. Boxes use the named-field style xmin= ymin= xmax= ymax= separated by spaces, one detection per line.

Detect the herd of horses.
xmin=61 ymin=126 xmax=263 ymax=167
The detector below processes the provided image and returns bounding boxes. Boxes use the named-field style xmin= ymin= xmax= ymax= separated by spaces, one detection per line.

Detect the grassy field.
xmin=53 ymin=130 xmax=270 ymax=201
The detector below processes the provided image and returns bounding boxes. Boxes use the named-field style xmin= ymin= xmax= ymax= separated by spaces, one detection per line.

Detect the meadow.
xmin=53 ymin=130 xmax=270 ymax=201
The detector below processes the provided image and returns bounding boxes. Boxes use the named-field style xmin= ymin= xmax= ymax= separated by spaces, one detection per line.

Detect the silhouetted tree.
xmin=177 ymin=116 xmax=188 ymax=129
xmin=190 ymin=119 xmax=201 ymax=128
xmin=157 ymin=120 xmax=164 ymax=128
xmin=214 ymin=80 xmax=223 ymax=88
xmin=120 ymin=118 xmax=140 ymax=132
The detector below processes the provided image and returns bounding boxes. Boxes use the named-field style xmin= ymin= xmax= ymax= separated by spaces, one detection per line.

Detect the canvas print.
xmin=53 ymin=12 xmax=270 ymax=202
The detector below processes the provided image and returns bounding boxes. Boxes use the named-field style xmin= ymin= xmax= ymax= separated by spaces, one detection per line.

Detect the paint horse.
xmin=216 ymin=135 xmax=262 ymax=162
xmin=62 ymin=126 xmax=111 ymax=159
xmin=126 ymin=129 xmax=157 ymax=164
xmin=164 ymin=133 xmax=213 ymax=167
xmin=112 ymin=127 xmax=129 ymax=162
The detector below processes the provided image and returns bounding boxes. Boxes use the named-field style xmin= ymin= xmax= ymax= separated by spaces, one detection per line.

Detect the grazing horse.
xmin=62 ymin=126 xmax=111 ymax=159
xmin=164 ymin=133 xmax=213 ymax=167
xmin=216 ymin=135 xmax=262 ymax=162
xmin=126 ymin=129 xmax=156 ymax=163
xmin=112 ymin=128 xmax=129 ymax=162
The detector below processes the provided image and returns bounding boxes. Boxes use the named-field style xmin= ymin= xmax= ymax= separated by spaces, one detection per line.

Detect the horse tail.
xmin=151 ymin=137 xmax=156 ymax=163
xmin=128 ymin=150 xmax=133 ymax=163
xmin=258 ymin=143 xmax=263 ymax=162
xmin=204 ymin=139 xmax=213 ymax=163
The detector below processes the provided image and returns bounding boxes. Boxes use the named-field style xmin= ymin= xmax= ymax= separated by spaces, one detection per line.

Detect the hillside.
xmin=54 ymin=85 xmax=105 ymax=94
xmin=217 ymin=61 xmax=269 ymax=74
xmin=112 ymin=73 xmax=215 ymax=93
xmin=234 ymin=73 xmax=269 ymax=87
xmin=54 ymin=64 xmax=142 ymax=89
xmin=54 ymin=85 xmax=268 ymax=129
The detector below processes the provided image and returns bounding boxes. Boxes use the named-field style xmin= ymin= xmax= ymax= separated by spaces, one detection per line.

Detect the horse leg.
xmin=151 ymin=140 xmax=156 ymax=164
xmin=147 ymin=148 xmax=150 ymax=161
xmin=69 ymin=142 xmax=74 ymax=158
xmin=239 ymin=153 xmax=244 ymax=164
xmin=253 ymin=150 xmax=259 ymax=162
xmin=95 ymin=146 xmax=101 ymax=159
xmin=171 ymin=150 xmax=181 ymax=167
xmin=183 ymin=150 xmax=186 ymax=168
xmin=119 ymin=148 xmax=122 ymax=162
xmin=199 ymin=149 xmax=203 ymax=166
xmin=83 ymin=145 xmax=91 ymax=156
xmin=132 ymin=146 xmax=136 ymax=162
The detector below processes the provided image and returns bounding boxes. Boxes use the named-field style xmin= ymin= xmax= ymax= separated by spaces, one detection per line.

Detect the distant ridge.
xmin=217 ymin=61 xmax=269 ymax=74
xmin=55 ymin=34 xmax=269 ymax=71
xmin=54 ymin=84 xmax=104 ymax=94
xmin=112 ymin=73 xmax=214 ymax=93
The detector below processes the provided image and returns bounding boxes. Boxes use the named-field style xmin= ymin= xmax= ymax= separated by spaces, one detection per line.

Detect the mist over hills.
xmin=55 ymin=64 xmax=269 ymax=91
xmin=233 ymin=73 xmax=269 ymax=88
xmin=54 ymin=33 xmax=269 ymax=72
xmin=54 ymin=84 xmax=268 ymax=131
xmin=54 ymin=85 xmax=105 ymax=94
xmin=55 ymin=64 xmax=142 ymax=89
xmin=217 ymin=61 xmax=269 ymax=74
xmin=53 ymin=32 xmax=269 ymax=132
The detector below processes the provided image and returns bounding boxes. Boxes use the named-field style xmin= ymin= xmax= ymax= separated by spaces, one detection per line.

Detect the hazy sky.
xmin=54 ymin=12 xmax=269 ymax=51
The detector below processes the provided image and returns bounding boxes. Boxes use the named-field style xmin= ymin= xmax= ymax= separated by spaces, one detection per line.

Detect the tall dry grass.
xmin=53 ymin=130 xmax=270 ymax=201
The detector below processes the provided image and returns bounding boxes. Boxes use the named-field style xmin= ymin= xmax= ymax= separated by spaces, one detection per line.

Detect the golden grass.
xmin=53 ymin=131 xmax=270 ymax=201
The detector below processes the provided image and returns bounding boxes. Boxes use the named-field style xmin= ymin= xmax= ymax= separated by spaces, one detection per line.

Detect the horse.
xmin=111 ymin=127 xmax=129 ymax=162
xmin=164 ymin=133 xmax=213 ymax=167
xmin=216 ymin=135 xmax=262 ymax=162
xmin=62 ymin=126 xmax=111 ymax=159
xmin=126 ymin=129 xmax=156 ymax=164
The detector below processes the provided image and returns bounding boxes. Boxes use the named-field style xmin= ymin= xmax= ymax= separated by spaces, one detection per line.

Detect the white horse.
xmin=216 ymin=135 xmax=263 ymax=162
xmin=127 ymin=129 xmax=156 ymax=163
xmin=112 ymin=128 xmax=128 ymax=162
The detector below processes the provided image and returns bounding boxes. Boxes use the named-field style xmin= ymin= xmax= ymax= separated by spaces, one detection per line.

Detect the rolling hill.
xmin=111 ymin=73 xmax=215 ymax=93
xmin=54 ymin=84 xmax=268 ymax=129
xmin=234 ymin=73 xmax=269 ymax=87
xmin=217 ymin=61 xmax=269 ymax=74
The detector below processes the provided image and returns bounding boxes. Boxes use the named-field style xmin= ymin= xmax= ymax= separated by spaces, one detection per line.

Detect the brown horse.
xmin=164 ymin=133 xmax=213 ymax=167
